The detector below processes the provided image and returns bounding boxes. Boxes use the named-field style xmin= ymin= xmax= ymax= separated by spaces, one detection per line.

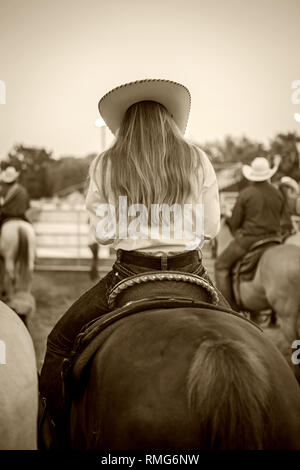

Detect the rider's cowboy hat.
xmin=98 ymin=79 xmax=191 ymax=135
xmin=242 ymin=157 xmax=278 ymax=182
xmin=280 ymin=176 xmax=299 ymax=194
xmin=0 ymin=166 xmax=20 ymax=183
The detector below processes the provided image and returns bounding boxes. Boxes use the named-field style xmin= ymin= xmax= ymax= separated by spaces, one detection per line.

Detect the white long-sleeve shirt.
xmin=85 ymin=149 xmax=220 ymax=254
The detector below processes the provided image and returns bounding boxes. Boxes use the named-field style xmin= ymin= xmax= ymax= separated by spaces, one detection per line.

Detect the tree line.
xmin=0 ymin=146 xmax=96 ymax=199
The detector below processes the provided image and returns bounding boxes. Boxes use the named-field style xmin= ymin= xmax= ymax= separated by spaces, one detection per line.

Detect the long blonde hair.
xmin=92 ymin=101 xmax=203 ymax=207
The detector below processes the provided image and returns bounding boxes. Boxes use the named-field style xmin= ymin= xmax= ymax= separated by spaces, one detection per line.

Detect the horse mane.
xmin=187 ymin=333 xmax=274 ymax=449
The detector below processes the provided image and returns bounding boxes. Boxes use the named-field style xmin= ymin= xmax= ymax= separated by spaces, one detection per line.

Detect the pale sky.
xmin=0 ymin=0 xmax=300 ymax=159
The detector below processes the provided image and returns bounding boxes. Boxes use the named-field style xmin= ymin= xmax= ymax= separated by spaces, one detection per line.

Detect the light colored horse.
xmin=285 ymin=231 xmax=300 ymax=248
xmin=0 ymin=220 xmax=36 ymax=319
xmin=0 ymin=300 xmax=38 ymax=449
xmin=216 ymin=218 xmax=300 ymax=347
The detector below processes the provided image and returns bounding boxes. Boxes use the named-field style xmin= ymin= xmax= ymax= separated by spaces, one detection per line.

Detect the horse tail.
xmin=16 ymin=226 xmax=30 ymax=289
xmin=187 ymin=335 xmax=273 ymax=449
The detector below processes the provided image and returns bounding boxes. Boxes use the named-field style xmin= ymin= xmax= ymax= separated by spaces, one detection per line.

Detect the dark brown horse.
xmin=70 ymin=305 xmax=300 ymax=450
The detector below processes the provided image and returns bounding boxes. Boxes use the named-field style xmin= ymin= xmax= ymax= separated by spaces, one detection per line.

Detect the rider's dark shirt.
xmin=0 ymin=183 xmax=30 ymax=221
xmin=227 ymin=181 xmax=284 ymax=247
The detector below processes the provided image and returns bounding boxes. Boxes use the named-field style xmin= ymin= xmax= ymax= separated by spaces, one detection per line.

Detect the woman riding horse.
xmin=39 ymin=79 xmax=228 ymax=447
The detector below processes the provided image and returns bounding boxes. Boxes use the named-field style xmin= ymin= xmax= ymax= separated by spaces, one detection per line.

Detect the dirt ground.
xmin=28 ymin=270 xmax=99 ymax=371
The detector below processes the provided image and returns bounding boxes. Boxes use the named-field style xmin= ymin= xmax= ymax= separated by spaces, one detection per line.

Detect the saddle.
xmin=63 ymin=271 xmax=259 ymax=396
xmin=232 ymin=236 xmax=281 ymax=308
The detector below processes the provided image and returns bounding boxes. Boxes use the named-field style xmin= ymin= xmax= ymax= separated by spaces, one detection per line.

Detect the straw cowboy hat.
xmin=280 ymin=176 xmax=299 ymax=194
xmin=242 ymin=157 xmax=278 ymax=182
xmin=98 ymin=79 xmax=191 ymax=135
xmin=0 ymin=166 xmax=20 ymax=183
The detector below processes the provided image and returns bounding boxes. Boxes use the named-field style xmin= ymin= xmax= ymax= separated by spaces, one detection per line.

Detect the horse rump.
xmin=69 ymin=308 xmax=300 ymax=450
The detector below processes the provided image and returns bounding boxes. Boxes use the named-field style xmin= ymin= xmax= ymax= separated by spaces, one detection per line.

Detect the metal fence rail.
xmin=33 ymin=205 xmax=216 ymax=275
xmin=35 ymin=195 xmax=274 ymax=276
xmin=33 ymin=205 xmax=112 ymax=271
xmin=31 ymin=199 xmax=235 ymax=275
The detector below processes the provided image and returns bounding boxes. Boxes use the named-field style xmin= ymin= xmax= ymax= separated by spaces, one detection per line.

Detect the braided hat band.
xmin=98 ymin=79 xmax=191 ymax=135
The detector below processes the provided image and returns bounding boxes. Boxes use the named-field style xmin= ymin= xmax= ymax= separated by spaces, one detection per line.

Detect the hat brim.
xmin=242 ymin=165 xmax=278 ymax=182
xmin=98 ymin=79 xmax=191 ymax=135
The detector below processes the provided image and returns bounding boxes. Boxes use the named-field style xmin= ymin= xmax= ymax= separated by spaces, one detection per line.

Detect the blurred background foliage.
xmin=1 ymin=145 xmax=96 ymax=199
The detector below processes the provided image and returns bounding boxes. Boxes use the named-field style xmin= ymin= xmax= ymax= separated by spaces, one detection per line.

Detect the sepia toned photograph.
xmin=0 ymin=0 xmax=300 ymax=454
